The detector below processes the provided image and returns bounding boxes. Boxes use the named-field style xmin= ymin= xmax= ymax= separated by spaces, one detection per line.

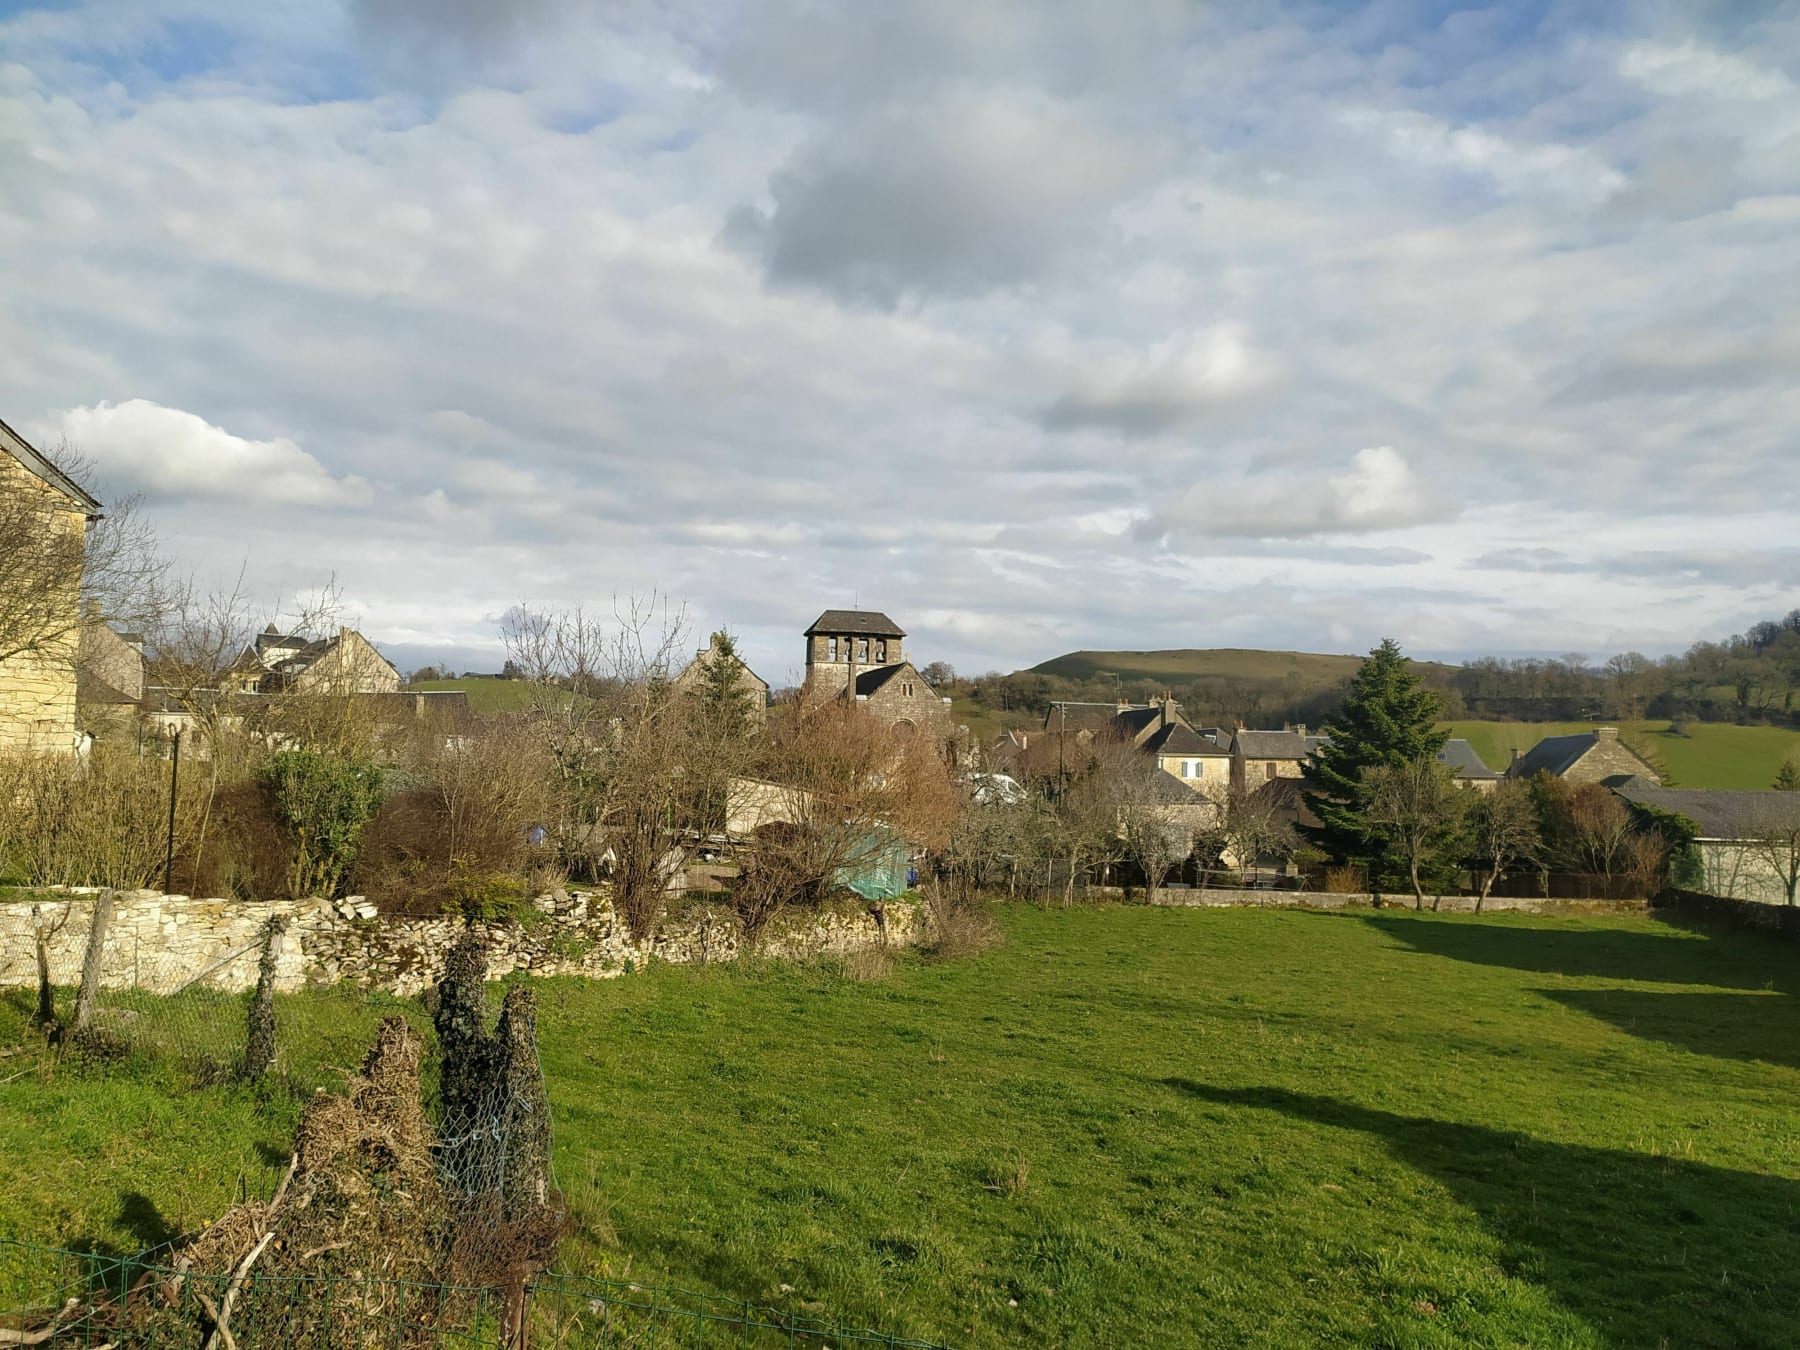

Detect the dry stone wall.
xmin=0 ymin=887 xmax=920 ymax=999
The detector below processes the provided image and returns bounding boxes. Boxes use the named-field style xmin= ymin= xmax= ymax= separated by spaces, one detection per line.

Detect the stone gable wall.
xmin=861 ymin=663 xmax=954 ymax=735
xmin=0 ymin=887 xmax=920 ymax=999
xmin=0 ymin=452 xmax=88 ymax=755
xmin=1565 ymin=732 xmax=1660 ymax=785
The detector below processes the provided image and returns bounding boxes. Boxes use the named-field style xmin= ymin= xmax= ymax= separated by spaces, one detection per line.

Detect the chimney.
xmin=84 ymin=598 xmax=102 ymax=622
xmin=1294 ymin=723 xmax=1306 ymax=739
xmin=1595 ymin=727 xmax=1618 ymax=740
xmin=1160 ymin=693 xmax=1177 ymax=729
xmin=1234 ymin=718 xmax=1245 ymax=731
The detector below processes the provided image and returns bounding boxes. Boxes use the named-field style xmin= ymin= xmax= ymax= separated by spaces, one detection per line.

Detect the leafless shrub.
xmin=919 ymin=879 xmax=1002 ymax=961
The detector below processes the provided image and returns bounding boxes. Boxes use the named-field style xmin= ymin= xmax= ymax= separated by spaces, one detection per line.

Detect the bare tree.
xmin=502 ymin=596 xmax=763 ymax=939
xmin=1201 ymin=784 xmax=1297 ymax=887
xmin=1363 ymin=757 xmax=1470 ymax=910
xmin=1466 ymin=779 xmax=1540 ymax=911
xmin=1090 ymin=741 xmax=1195 ymax=904
xmin=1741 ymin=797 xmax=1800 ymax=906
xmin=731 ymin=698 xmax=959 ymax=945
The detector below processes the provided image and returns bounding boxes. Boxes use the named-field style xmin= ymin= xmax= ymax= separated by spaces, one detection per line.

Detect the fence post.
xmin=244 ymin=914 xmax=289 ymax=1080
xmin=30 ymin=904 xmax=56 ymax=1030
xmin=70 ymin=889 xmax=116 ymax=1036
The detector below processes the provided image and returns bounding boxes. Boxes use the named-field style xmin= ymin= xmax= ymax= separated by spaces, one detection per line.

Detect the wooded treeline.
xmin=943 ymin=610 xmax=1800 ymax=731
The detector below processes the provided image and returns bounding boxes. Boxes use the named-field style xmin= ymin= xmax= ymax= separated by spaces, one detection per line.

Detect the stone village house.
xmin=0 ymin=418 xmax=102 ymax=755
xmin=672 ymin=631 xmax=770 ymax=728
xmin=225 ymin=623 xmax=402 ymax=696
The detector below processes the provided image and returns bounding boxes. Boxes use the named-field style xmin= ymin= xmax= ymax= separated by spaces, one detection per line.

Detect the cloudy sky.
xmin=3 ymin=1 xmax=1798 ymax=682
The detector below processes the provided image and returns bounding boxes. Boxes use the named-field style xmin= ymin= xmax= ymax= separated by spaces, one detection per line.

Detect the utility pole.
xmin=163 ymin=728 xmax=182 ymax=894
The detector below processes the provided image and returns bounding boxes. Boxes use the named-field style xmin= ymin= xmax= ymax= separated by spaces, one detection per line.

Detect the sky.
xmin=2 ymin=0 xmax=1797 ymax=684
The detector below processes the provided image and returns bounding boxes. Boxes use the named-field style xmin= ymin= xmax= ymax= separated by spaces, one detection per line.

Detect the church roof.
xmin=806 ymin=610 xmax=905 ymax=638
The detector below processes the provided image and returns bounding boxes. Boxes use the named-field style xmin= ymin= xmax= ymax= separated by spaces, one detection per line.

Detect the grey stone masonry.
xmin=0 ymin=887 xmax=920 ymax=999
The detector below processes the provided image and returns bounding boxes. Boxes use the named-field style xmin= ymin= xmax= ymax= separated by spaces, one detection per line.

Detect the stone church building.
xmin=802 ymin=609 xmax=954 ymax=739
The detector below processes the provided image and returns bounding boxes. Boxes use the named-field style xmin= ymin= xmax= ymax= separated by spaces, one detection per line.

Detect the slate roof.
xmin=1043 ymin=701 xmax=1122 ymax=733
xmin=0 ymin=415 xmax=102 ymax=514
xmin=1113 ymin=706 xmax=1163 ymax=740
xmin=806 ymin=610 xmax=905 ymax=638
xmin=1437 ymin=738 xmax=1500 ymax=779
xmin=852 ymin=663 xmax=910 ymax=697
xmin=1233 ymin=730 xmax=1328 ymax=760
xmin=1612 ymin=779 xmax=1800 ymax=841
xmin=1508 ymin=732 xmax=1601 ymax=779
xmin=1145 ymin=723 xmax=1230 ymax=756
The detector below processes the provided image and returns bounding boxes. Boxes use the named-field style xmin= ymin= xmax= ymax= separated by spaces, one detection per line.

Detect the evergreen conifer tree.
xmin=693 ymin=630 xmax=757 ymax=742
xmin=1301 ymin=639 xmax=1449 ymax=876
xmin=1775 ymin=756 xmax=1800 ymax=792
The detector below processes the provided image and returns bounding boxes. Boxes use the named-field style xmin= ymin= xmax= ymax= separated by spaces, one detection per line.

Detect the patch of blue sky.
xmin=544 ymin=84 xmax=631 ymax=135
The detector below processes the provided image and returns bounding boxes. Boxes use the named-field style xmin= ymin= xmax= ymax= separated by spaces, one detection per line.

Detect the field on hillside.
xmin=1449 ymin=719 xmax=1800 ymax=789
xmin=1031 ymin=647 xmax=1423 ymax=688
xmin=7 ymin=905 xmax=1800 ymax=1345
xmin=408 ymin=676 xmax=552 ymax=714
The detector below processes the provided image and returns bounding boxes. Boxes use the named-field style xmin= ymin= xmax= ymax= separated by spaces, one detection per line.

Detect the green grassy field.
xmin=6 ymin=905 xmax=1800 ymax=1346
xmin=407 ymin=677 xmax=551 ymax=715
xmin=1448 ymin=719 xmax=1800 ymax=789
xmin=1030 ymin=647 xmax=1459 ymax=689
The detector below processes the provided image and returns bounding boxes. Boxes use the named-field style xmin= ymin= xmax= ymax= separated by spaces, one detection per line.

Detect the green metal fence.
xmin=0 ymin=1239 xmax=954 ymax=1348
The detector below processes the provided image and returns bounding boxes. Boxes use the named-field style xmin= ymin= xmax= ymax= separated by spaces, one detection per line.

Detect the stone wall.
xmin=0 ymin=887 xmax=921 ymax=999
xmin=1148 ymin=888 xmax=1645 ymax=914
xmin=1565 ymin=729 xmax=1660 ymax=785
xmin=0 ymin=451 xmax=88 ymax=756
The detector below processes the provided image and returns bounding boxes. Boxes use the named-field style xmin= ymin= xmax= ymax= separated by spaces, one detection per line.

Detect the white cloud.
xmin=35 ymin=400 xmax=372 ymax=508
xmin=1619 ymin=42 xmax=1794 ymax=102
xmin=1148 ymin=447 xmax=1445 ymax=541
xmin=1038 ymin=326 xmax=1283 ymax=434
xmin=1337 ymin=107 xmax=1626 ymax=205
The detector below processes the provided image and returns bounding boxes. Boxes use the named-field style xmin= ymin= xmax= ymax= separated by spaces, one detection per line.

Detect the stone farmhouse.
xmin=1506 ymin=727 xmax=1660 ymax=786
xmin=1613 ymin=778 xmax=1800 ymax=906
xmin=226 ymin=624 xmax=401 ymax=696
xmin=1228 ymin=723 xmax=1328 ymax=793
xmin=802 ymin=609 xmax=954 ymax=740
xmin=673 ymin=631 xmax=770 ymax=728
xmin=0 ymin=418 xmax=102 ymax=755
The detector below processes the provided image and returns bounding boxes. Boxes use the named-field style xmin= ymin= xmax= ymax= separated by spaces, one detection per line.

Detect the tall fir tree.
xmin=1301 ymin=638 xmax=1449 ymax=871
xmin=693 ymin=630 xmax=757 ymax=743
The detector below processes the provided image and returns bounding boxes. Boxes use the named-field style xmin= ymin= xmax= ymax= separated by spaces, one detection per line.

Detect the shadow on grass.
xmin=1540 ymin=988 xmax=1800 ymax=1071
xmin=1358 ymin=912 xmax=1787 ymax=991
xmin=1165 ymin=1079 xmax=1800 ymax=1348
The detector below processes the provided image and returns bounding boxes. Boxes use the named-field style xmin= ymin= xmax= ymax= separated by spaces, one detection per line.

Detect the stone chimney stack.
xmin=1595 ymin=726 xmax=1618 ymax=740
xmin=1294 ymin=723 xmax=1307 ymax=738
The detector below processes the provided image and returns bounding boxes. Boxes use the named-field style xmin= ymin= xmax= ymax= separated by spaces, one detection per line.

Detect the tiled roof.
xmin=1509 ymin=733 xmax=1598 ymax=779
xmin=1146 ymin=724 xmax=1230 ymax=756
xmin=853 ymin=663 xmax=910 ymax=696
xmin=807 ymin=610 xmax=905 ymax=638
xmin=1613 ymin=778 xmax=1800 ymax=840
xmin=1437 ymin=738 xmax=1500 ymax=779
xmin=1233 ymin=730 xmax=1327 ymax=760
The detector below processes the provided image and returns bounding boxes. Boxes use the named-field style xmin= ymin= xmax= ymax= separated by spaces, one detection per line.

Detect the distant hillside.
xmin=1029 ymin=648 xmax=1460 ymax=689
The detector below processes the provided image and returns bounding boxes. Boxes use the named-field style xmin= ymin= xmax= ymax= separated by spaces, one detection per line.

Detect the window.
xmin=827 ymin=637 xmax=838 ymax=661
xmin=1189 ymin=760 xmax=1204 ymax=779
xmin=1265 ymin=762 xmax=1276 ymax=780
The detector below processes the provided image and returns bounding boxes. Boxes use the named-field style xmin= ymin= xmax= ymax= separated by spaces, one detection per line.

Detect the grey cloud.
xmin=729 ymin=93 xmax=1162 ymax=305
xmin=1036 ymin=327 xmax=1284 ymax=436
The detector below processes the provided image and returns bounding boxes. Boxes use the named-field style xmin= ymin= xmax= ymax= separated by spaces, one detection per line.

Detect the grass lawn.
xmin=6 ymin=905 xmax=1800 ymax=1346
xmin=406 ymin=677 xmax=558 ymax=715
xmin=1447 ymin=718 xmax=1800 ymax=789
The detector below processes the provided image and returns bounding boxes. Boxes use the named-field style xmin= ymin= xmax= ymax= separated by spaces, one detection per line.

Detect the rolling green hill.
xmin=1448 ymin=720 xmax=1800 ymax=791
xmin=1029 ymin=647 xmax=1462 ymax=690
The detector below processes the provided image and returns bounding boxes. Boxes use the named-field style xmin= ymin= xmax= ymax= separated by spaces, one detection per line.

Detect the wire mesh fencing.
xmin=0 ymin=1240 xmax=955 ymax=1349
xmin=0 ymin=891 xmax=430 ymax=1092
